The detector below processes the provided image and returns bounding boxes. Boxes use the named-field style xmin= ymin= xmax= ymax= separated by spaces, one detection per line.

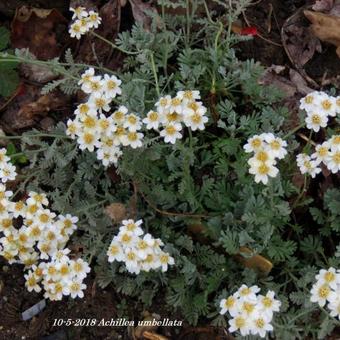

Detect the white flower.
xmin=143 ymin=110 xmax=162 ymax=130
xmin=248 ymin=160 xmax=279 ymax=185
xmin=169 ymin=96 xmax=184 ymax=114
xmin=235 ymin=284 xmax=260 ymax=302
xmin=182 ymin=101 xmax=207 ymax=117
xmin=96 ymin=147 xmax=122 ymax=166
xmin=177 ymin=90 xmax=201 ymax=103
xmin=328 ymin=296 xmax=340 ymax=319
xmin=123 ymin=114 xmax=142 ymax=132
xmin=316 ymin=268 xmax=340 ymax=290
xmin=0 ymin=149 xmax=10 ymax=164
xmin=0 ymin=162 xmax=17 ymax=183
xmin=70 ymin=6 xmax=88 ymax=20
xmin=65 ymin=279 xmax=86 ymax=299
xmin=219 ymin=294 xmax=239 ymax=316
xmin=155 ymin=95 xmax=171 ymax=114
xmin=262 ymin=133 xmax=288 ymax=159
xmin=103 ymin=74 xmax=121 ymax=99
xmin=243 ymin=135 xmax=265 ymax=153
xmin=78 ymin=68 xmax=95 ymax=86
xmin=117 ymin=231 xmax=137 ymax=248
xmin=120 ymin=219 xmax=144 ymax=236
xmin=310 ymin=282 xmax=332 ymax=307
xmin=71 ymin=258 xmax=91 ymax=280
xmin=88 ymin=93 xmax=111 ymax=113
xmin=325 ymin=150 xmax=340 ymax=173
xmin=112 ymin=106 xmax=128 ymax=125
xmin=66 ymin=119 xmax=81 ymax=138
xmin=305 ymin=112 xmax=328 ymax=132
xmin=159 ymin=252 xmax=175 ymax=272
xmin=329 ymin=135 xmax=340 ymax=152
xmin=296 ymin=153 xmax=321 ymax=178
xmin=107 ymin=240 xmax=125 ymax=262
xmin=24 ymin=271 xmax=42 ymax=293
xmin=258 ymin=290 xmax=281 ymax=318
xmin=78 ymin=131 xmax=99 ymax=152
xmin=27 ymin=192 xmax=49 ymax=207
xmin=228 ymin=314 xmax=250 ymax=336
xmin=69 ymin=21 xmax=84 ymax=39
xmin=250 ymin=314 xmax=274 ymax=338
xmin=124 ymin=248 xmax=139 ymax=271
xmin=312 ymin=142 xmax=330 ymax=164
xmin=315 ymin=93 xmax=337 ymax=117
xmin=160 ymin=123 xmax=182 ymax=144
xmin=299 ymin=91 xmax=321 ymax=112
xmin=183 ymin=111 xmax=208 ymax=131
xmin=82 ymin=76 xmax=104 ymax=95
xmin=87 ymin=10 xmax=102 ymax=29
xmin=121 ymin=131 xmax=143 ymax=149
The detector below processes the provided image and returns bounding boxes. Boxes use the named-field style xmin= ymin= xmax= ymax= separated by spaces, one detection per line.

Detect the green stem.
xmin=0 ymin=133 xmax=71 ymax=140
xmin=90 ymin=31 xmax=139 ymax=55
xmin=283 ymin=123 xmax=305 ymax=139
xmin=149 ymin=51 xmax=160 ymax=97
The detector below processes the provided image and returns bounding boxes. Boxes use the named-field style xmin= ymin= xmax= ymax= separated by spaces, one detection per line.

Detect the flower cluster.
xmin=144 ymin=90 xmax=208 ymax=144
xmin=219 ymin=285 xmax=281 ymax=338
xmin=243 ymin=133 xmax=287 ymax=184
xmin=0 ymin=152 xmax=90 ymax=301
xmin=300 ymin=91 xmax=339 ymax=132
xmin=310 ymin=268 xmax=340 ymax=319
xmin=107 ymin=219 xmax=174 ymax=274
xmin=25 ymin=252 xmax=90 ymax=301
xmin=296 ymin=135 xmax=340 ymax=177
xmin=69 ymin=7 xmax=102 ymax=39
xmin=0 ymin=148 xmax=17 ymax=183
xmin=66 ymin=68 xmax=144 ymax=166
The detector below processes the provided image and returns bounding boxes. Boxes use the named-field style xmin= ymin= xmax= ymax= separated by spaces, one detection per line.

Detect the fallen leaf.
xmin=11 ymin=6 xmax=67 ymax=60
xmin=282 ymin=9 xmax=322 ymax=67
xmin=128 ymin=0 xmax=160 ymax=31
xmin=304 ymin=10 xmax=340 ymax=58
xmin=105 ymin=203 xmax=126 ymax=223
xmin=312 ymin=0 xmax=334 ymax=11
xmin=1 ymin=86 xmax=69 ymax=129
xmin=134 ymin=313 xmax=161 ymax=339
xmin=259 ymin=65 xmax=297 ymax=98
xmin=235 ymin=247 xmax=273 ymax=276
xmin=289 ymin=69 xmax=314 ymax=95
xmin=143 ymin=331 xmax=169 ymax=340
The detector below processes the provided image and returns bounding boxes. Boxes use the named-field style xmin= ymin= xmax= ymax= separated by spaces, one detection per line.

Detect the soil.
xmin=1 ymin=0 xmax=340 ymax=339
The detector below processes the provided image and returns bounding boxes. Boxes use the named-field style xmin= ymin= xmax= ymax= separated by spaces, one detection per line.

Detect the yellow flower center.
xmin=322 ymin=100 xmax=331 ymax=110
xmin=255 ymin=318 xmax=265 ymax=329
xmin=256 ymin=151 xmax=269 ymax=162
xmin=235 ymin=316 xmax=245 ymax=329
xmin=325 ymin=272 xmax=335 ymax=282
xmin=95 ymin=98 xmax=106 ymax=108
xmin=160 ymin=98 xmax=168 ymax=107
xmin=110 ymin=245 xmax=119 ymax=255
xmin=83 ymin=116 xmax=96 ymax=129
xmin=27 ymin=276 xmax=36 ymax=287
xmin=149 ymin=111 xmax=158 ymax=121
xmin=160 ymin=254 xmax=169 ymax=263
xmin=258 ymin=163 xmax=269 ymax=175
xmin=251 ymin=138 xmax=262 ymax=149
xmin=127 ymin=252 xmax=136 ymax=260
xmin=165 ymin=126 xmax=176 ymax=135
xmin=107 ymin=80 xmax=116 ymax=90
xmin=332 ymin=152 xmax=340 ymax=164
xmin=270 ymin=140 xmax=281 ymax=150
xmin=138 ymin=240 xmax=148 ymax=249
xmin=128 ymin=116 xmax=137 ymax=124
xmin=191 ymin=113 xmax=202 ymax=124
xmin=91 ymin=82 xmax=101 ymax=91
xmin=318 ymin=285 xmax=330 ymax=299
xmin=184 ymin=91 xmax=193 ymax=100
xmin=114 ymin=111 xmax=124 ymax=121
xmin=311 ymin=114 xmax=321 ymax=124
xmin=128 ymin=132 xmax=138 ymax=142
xmin=39 ymin=214 xmax=49 ymax=223
xmin=318 ymin=147 xmax=328 ymax=157
xmin=305 ymin=95 xmax=314 ymax=104
xmin=121 ymin=234 xmax=132 ymax=243
xmin=225 ymin=297 xmax=235 ymax=309
xmin=262 ymin=297 xmax=273 ymax=308
xmin=172 ymin=98 xmax=181 ymax=106
xmin=188 ymin=102 xmax=198 ymax=111
xmin=83 ymin=133 xmax=94 ymax=144
xmin=242 ymin=302 xmax=255 ymax=314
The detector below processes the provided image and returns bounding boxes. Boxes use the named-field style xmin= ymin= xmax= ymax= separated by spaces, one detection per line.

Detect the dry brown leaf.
xmin=143 ymin=331 xmax=169 ymax=340
xmin=282 ymin=11 xmax=322 ymax=68
xmin=304 ymin=10 xmax=340 ymax=58
xmin=2 ymin=86 xmax=69 ymax=129
xmin=235 ymin=247 xmax=273 ymax=276
xmin=128 ymin=0 xmax=160 ymax=30
xmin=11 ymin=6 xmax=67 ymax=60
xmin=105 ymin=203 xmax=126 ymax=223
xmin=134 ymin=313 xmax=161 ymax=339
xmin=313 ymin=0 xmax=334 ymax=11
